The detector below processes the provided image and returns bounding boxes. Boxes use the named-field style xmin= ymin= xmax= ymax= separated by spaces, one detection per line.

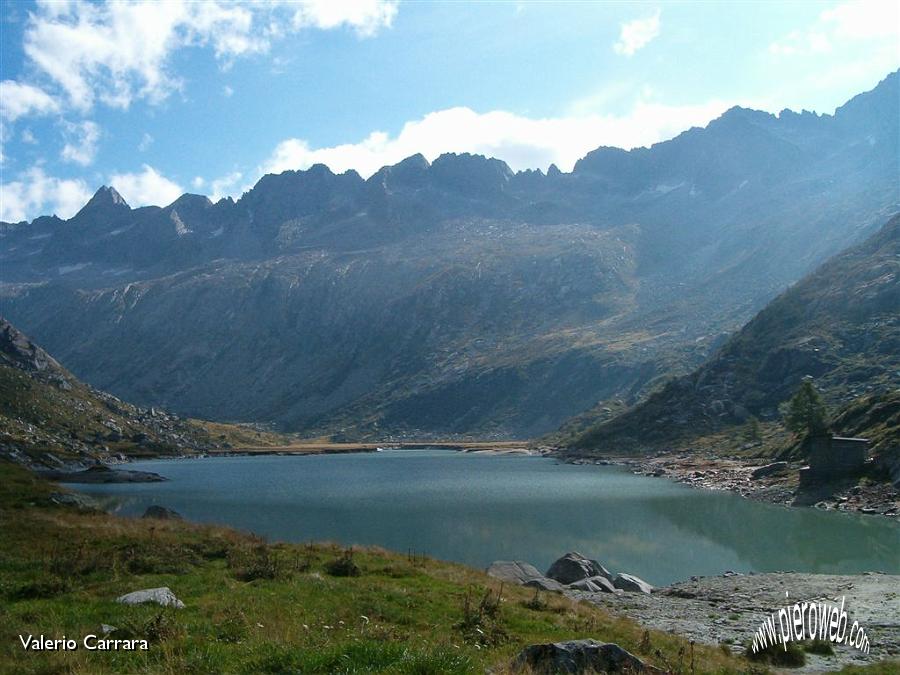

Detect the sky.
xmin=0 ymin=0 xmax=898 ymax=223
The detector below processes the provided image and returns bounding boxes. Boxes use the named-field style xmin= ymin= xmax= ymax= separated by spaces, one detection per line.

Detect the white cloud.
xmin=60 ymin=120 xmax=100 ymax=166
xmin=0 ymin=80 xmax=60 ymax=121
xmin=21 ymin=129 xmax=38 ymax=145
xmin=614 ymin=10 xmax=661 ymax=56
xmin=0 ymin=166 xmax=91 ymax=221
xmin=223 ymin=85 xmax=234 ymax=97
xmin=138 ymin=132 xmax=153 ymax=152
xmin=19 ymin=0 xmax=399 ymax=113
xmin=769 ymin=0 xmax=899 ymax=56
xmin=209 ymin=171 xmax=243 ymax=201
xmin=109 ymin=164 xmax=183 ymax=207
xmin=289 ymin=0 xmax=399 ymax=37
xmin=256 ymin=99 xmax=729 ymax=184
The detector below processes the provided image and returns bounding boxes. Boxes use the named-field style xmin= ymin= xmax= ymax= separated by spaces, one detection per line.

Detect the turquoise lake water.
xmin=76 ymin=448 xmax=900 ymax=585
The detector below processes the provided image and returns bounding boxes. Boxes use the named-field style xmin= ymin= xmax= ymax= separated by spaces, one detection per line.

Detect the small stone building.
xmin=807 ymin=435 xmax=869 ymax=475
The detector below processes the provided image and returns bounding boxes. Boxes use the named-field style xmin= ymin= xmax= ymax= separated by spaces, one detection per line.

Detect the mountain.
xmin=0 ymin=317 xmax=277 ymax=467
xmin=567 ymin=214 xmax=900 ymax=453
xmin=1 ymin=72 xmax=898 ymax=438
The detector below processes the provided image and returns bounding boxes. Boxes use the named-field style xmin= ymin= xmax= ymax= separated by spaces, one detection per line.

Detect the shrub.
xmin=804 ymin=638 xmax=835 ymax=655
xmin=455 ymin=585 xmax=507 ymax=647
xmin=324 ymin=548 xmax=361 ymax=577
xmin=215 ymin=608 xmax=248 ymax=643
xmin=228 ymin=543 xmax=279 ymax=581
xmin=8 ymin=575 xmax=70 ymax=600
xmin=522 ymin=587 xmax=548 ymax=612
xmin=745 ymin=639 xmax=806 ymax=667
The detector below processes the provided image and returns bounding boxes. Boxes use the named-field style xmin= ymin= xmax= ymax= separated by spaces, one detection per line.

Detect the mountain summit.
xmin=73 ymin=185 xmax=130 ymax=220
xmin=1 ymin=72 xmax=898 ymax=438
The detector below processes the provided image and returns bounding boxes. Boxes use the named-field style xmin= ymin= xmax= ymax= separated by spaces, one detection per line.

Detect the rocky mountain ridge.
xmin=1 ymin=72 xmax=897 ymax=437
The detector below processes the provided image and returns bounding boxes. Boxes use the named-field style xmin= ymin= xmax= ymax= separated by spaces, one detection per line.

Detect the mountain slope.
xmin=569 ymin=214 xmax=900 ymax=453
xmin=0 ymin=318 xmax=283 ymax=467
xmin=1 ymin=72 xmax=898 ymax=438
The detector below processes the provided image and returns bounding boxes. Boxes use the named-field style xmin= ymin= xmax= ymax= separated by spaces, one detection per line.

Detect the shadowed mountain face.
xmin=572 ymin=214 xmax=900 ymax=452
xmin=0 ymin=318 xmax=230 ymax=465
xmin=1 ymin=73 xmax=898 ymax=438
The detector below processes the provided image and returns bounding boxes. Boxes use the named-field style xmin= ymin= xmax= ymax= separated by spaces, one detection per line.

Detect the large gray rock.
xmin=513 ymin=639 xmax=662 ymax=673
xmin=142 ymin=505 xmax=182 ymax=520
xmin=116 ymin=587 xmax=185 ymax=608
xmin=488 ymin=561 xmax=564 ymax=592
xmin=567 ymin=575 xmax=617 ymax=594
xmin=751 ymin=461 xmax=789 ymax=479
xmin=546 ymin=552 xmax=611 ymax=584
xmin=487 ymin=560 xmax=543 ymax=584
xmin=487 ymin=560 xmax=565 ymax=592
xmin=612 ymin=573 xmax=654 ymax=594
xmin=523 ymin=577 xmax=566 ymax=592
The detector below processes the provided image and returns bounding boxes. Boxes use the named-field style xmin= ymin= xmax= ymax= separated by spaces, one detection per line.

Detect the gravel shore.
xmin=569 ymin=571 xmax=900 ymax=672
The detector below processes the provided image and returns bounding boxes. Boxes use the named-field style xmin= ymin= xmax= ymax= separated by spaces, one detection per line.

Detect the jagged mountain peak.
xmin=72 ymin=185 xmax=130 ymax=222
xmin=86 ymin=185 xmax=129 ymax=209
xmin=168 ymin=193 xmax=213 ymax=210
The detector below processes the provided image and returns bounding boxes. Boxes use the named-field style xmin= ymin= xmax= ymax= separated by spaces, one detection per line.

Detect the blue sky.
xmin=1 ymin=0 xmax=897 ymax=222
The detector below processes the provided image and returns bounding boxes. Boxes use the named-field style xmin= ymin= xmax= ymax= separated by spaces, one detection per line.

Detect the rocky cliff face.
xmin=570 ymin=214 xmax=899 ymax=452
xmin=1 ymin=72 xmax=898 ymax=438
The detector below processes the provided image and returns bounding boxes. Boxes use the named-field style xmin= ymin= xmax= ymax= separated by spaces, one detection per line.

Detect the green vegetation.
xmin=804 ymin=639 xmax=835 ymax=656
xmin=744 ymin=638 xmax=899 ymax=673
xmin=782 ymin=381 xmax=829 ymax=437
xmin=0 ymin=459 xmax=748 ymax=674
xmin=745 ymin=639 xmax=806 ymax=667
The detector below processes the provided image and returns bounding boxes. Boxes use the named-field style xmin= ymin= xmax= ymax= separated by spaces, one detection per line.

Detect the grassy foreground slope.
xmin=0 ymin=461 xmax=745 ymax=675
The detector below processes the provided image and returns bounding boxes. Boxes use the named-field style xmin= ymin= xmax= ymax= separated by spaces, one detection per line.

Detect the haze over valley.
xmin=2 ymin=72 xmax=897 ymax=439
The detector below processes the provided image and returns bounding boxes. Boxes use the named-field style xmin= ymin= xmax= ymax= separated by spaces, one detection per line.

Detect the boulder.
xmin=546 ymin=552 xmax=611 ymax=584
xmin=488 ymin=560 xmax=564 ymax=592
xmin=513 ymin=639 xmax=662 ymax=673
xmin=116 ymin=587 xmax=185 ymax=609
xmin=567 ymin=575 xmax=617 ymax=594
xmin=751 ymin=461 xmax=789 ymax=479
xmin=49 ymin=492 xmax=101 ymax=511
xmin=612 ymin=573 xmax=654 ymax=594
xmin=142 ymin=505 xmax=182 ymax=520
xmin=523 ymin=577 xmax=566 ymax=592
xmin=487 ymin=560 xmax=544 ymax=585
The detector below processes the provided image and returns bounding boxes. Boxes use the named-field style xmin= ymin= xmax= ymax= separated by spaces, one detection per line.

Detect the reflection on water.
xmin=77 ymin=449 xmax=900 ymax=585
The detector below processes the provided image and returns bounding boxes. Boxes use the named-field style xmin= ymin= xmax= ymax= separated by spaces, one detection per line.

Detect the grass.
xmin=0 ymin=459 xmax=751 ymax=675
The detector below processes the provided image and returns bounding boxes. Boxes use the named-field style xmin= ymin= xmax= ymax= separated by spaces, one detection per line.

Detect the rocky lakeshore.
xmin=490 ymin=552 xmax=900 ymax=672
xmin=574 ymin=571 xmax=900 ymax=672
xmin=554 ymin=451 xmax=900 ymax=519
xmin=38 ymin=464 xmax=168 ymax=483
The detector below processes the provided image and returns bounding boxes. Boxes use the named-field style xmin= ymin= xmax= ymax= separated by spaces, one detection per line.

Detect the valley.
xmin=2 ymin=72 xmax=897 ymax=439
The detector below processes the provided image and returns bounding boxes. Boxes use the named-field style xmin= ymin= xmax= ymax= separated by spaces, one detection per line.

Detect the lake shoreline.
xmin=61 ymin=440 xmax=900 ymax=518
xmin=549 ymin=449 xmax=900 ymax=520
